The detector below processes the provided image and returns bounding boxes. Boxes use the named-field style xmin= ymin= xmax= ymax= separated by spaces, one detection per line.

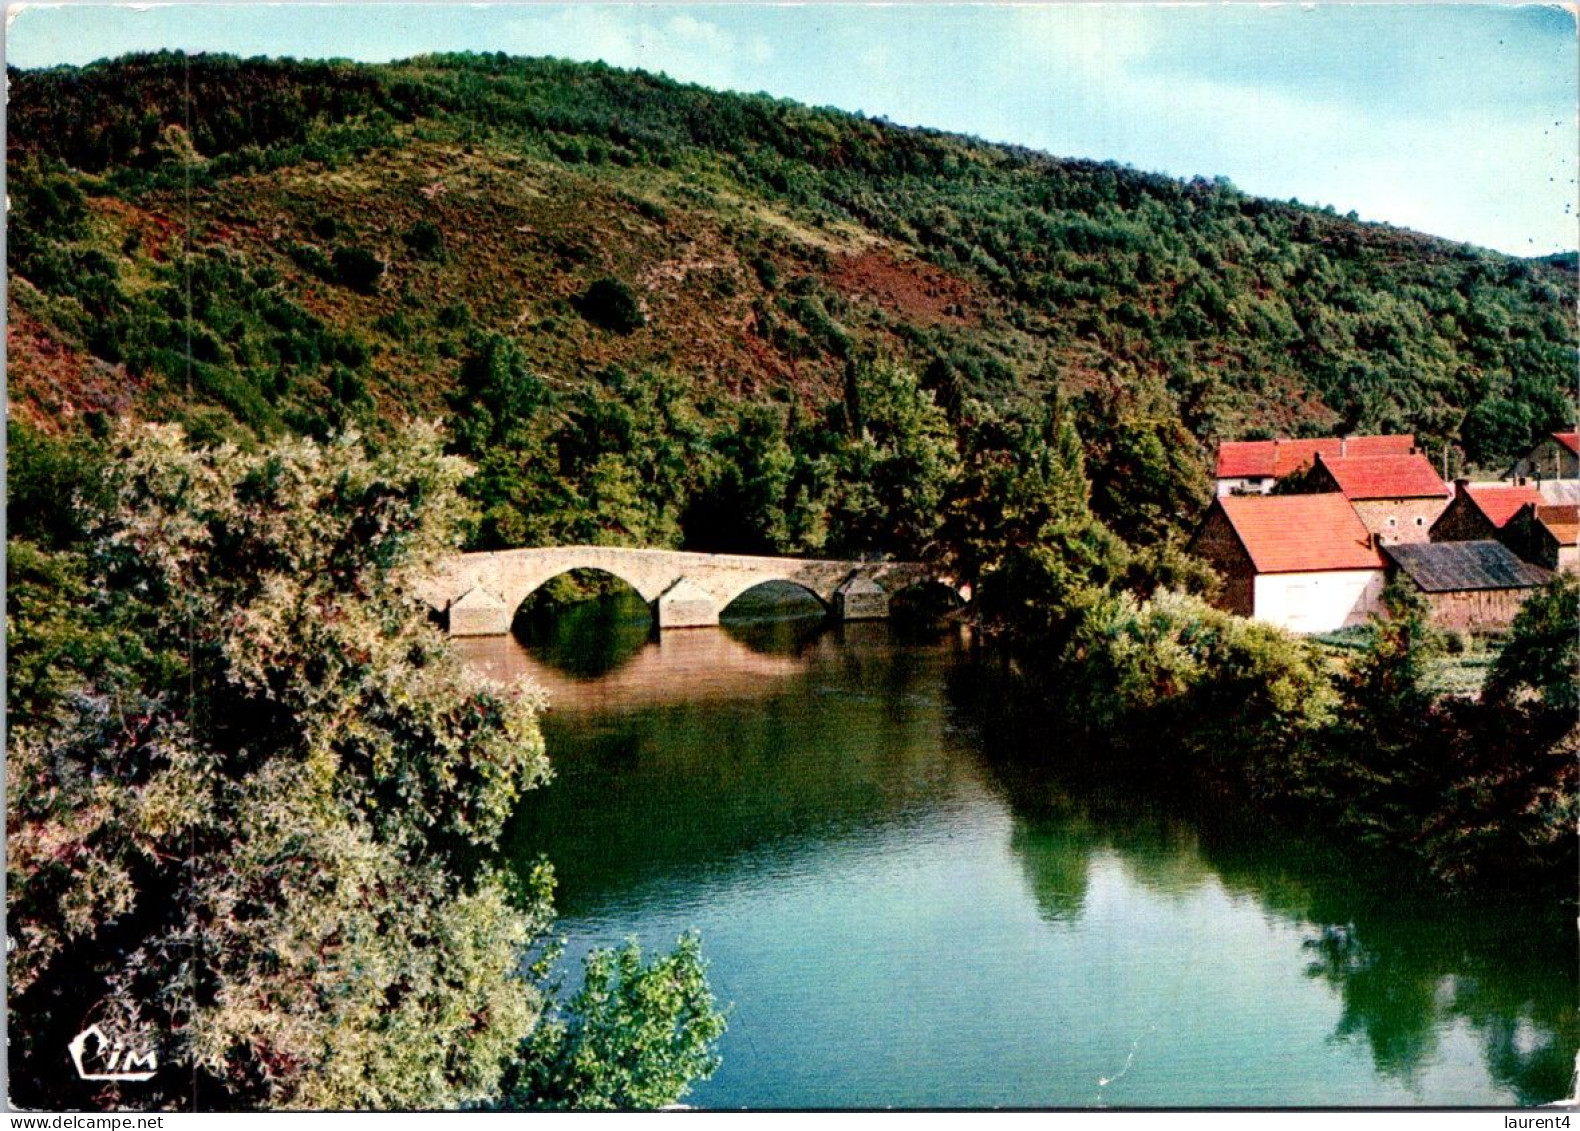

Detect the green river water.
xmin=457 ymin=592 xmax=1576 ymax=1109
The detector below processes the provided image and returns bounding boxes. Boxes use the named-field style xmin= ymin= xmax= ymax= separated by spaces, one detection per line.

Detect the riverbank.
xmin=986 ymin=581 xmax=1578 ymax=910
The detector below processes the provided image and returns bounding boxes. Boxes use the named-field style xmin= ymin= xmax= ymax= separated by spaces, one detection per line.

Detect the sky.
xmin=6 ymin=3 xmax=1578 ymax=255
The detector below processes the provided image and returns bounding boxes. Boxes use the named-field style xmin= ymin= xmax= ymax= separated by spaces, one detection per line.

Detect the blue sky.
xmin=7 ymin=3 xmax=1577 ymax=254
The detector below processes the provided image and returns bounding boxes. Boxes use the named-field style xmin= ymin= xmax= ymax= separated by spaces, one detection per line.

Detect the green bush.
xmin=404 ymin=218 xmax=446 ymax=261
xmin=575 ymin=277 xmax=646 ymax=334
xmin=331 ymin=245 xmax=386 ymax=293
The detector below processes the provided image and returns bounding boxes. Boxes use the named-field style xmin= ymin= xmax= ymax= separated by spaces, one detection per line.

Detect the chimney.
xmin=1454 ymin=476 xmax=1469 ymax=499
xmin=1340 ymin=435 xmax=1348 ymax=458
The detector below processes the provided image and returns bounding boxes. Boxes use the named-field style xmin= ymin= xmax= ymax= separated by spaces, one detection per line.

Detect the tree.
xmin=506 ymin=934 xmax=727 ymax=1110
xmin=1312 ymin=579 xmax=1448 ymax=845
xmin=1484 ymin=573 xmax=1579 ymax=717
xmin=822 ymin=359 xmax=960 ymax=558
xmin=6 ymin=424 xmax=723 ymax=1110
xmin=942 ymin=395 xmax=1126 ymax=640
xmin=684 ymin=404 xmax=796 ymax=554
xmin=1072 ymin=367 xmax=1212 ymax=545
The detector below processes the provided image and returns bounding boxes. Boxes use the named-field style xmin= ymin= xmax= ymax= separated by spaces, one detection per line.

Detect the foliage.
xmin=1053 ymin=588 xmax=1338 ymax=792
xmin=816 ymin=359 xmax=961 ymax=557
xmin=5 ymin=425 xmax=723 ymax=1110
xmin=683 ymin=404 xmax=797 ymax=554
xmin=331 ymin=245 xmax=386 ymax=292
xmin=505 ymin=934 xmax=727 ymax=1111
xmin=943 ymin=396 xmax=1126 ymax=638
xmin=1009 ymin=576 xmax=1575 ymax=904
xmin=1484 ymin=573 xmax=1580 ymax=716
xmin=576 ymin=278 xmax=646 ymax=334
xmin=447 ymin=337 xmax=705 ymax=551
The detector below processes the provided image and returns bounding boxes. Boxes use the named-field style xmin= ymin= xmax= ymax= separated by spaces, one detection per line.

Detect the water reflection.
xmin=476 ymin=602 xmax=1576 ymax=1106
xmin=459 ymin=590 xmax=879 ymax=713
xmin=963 ymin=721 xmax=1578 ymax=1108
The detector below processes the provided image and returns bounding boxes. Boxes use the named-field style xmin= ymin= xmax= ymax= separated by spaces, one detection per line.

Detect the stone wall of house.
xmin=1428 ymin=494 xmax=1496 ymax=543
xmin=1511 ymin=438 xmax=1580 ymax=481
xmin=1352 ymin=497 xmax=1450 ymax=545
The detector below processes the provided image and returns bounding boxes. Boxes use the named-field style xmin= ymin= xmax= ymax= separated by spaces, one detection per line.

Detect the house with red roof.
xmin=1303 ymin=451 xmax=1450 ymax=544
xmin=1191 ymin=493 xmax=1387 ymax=633
xmin=1506 ymin=431 xmax=1579 ymax=482
xmin=1501 ymin=503 xmax=1580 ymax=574
xmin=1430 ymin=479 xmax=1544 ymax=543
xmin=1213 ymin=434 xmax=1416 ymax=497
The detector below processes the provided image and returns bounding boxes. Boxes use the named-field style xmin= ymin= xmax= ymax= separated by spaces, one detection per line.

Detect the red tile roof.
xmin=1216 ymin=493 xmax=1386 ymax=574
xmin=1315 ymin=452 xmax=1449 ymax=500
xmin=1554 ymin=432 xmax=1579 ymax=457
xmin=1535 ymin=504 xmax=1580 ymax=547
xmin=1464 ymin=483 xmax=1544 ymax=529
xmin=1215 ymin=434 xmax=1416 ymax=479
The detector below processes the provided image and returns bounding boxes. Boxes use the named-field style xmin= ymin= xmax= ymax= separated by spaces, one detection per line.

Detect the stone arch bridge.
xmin=415 ymin=545 xmax=962 ymax=636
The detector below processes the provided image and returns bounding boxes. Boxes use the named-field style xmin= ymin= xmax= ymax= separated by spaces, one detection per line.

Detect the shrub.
xmin=575 ymin=277 xmax=646 ymax=334
xmin=331 ymin=244 xmax=386 ymax=293
xmin=403 ymin=218 xmax=446 ymax=261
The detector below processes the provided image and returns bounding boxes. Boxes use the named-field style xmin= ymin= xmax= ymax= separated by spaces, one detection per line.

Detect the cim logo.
xmin=68 ymin=1024 xmax=158 ymax=1083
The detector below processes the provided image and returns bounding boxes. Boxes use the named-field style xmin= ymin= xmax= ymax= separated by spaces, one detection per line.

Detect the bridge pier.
xmin=833 ymin=576 xmax=889 ymax=621
xmin=448 ymin=586 xmax=514 ymax=637
xmin=654 ymin=579 xmax=722 ymax=629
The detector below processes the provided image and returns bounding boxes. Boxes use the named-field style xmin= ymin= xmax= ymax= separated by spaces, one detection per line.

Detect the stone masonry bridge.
xmin=415 ymin=545 xmax=962 ymax=635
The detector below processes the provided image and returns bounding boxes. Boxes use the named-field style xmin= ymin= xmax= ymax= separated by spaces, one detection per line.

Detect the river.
xmin=457 ymin=591 xmax=1577 ymax=1109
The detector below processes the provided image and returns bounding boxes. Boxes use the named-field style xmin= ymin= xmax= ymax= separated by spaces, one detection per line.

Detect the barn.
xmin=1383 ymin=541 xmax=1552 ymax=631
xmin=1191 ymin=493 xmax=1387 ymax=633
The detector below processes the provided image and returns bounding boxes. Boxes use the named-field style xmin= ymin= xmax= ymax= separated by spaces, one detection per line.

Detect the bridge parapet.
xmin=415 ymin=545 xmax=957 ymax=636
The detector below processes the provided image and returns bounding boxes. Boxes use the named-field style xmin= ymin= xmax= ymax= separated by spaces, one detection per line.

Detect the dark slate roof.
xmin=1384 ymin=541 xmax=1552 ymax=593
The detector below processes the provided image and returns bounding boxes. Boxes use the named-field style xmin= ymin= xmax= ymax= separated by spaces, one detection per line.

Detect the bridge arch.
xmin=889 ymin=578 xmax=970 ymax=620
xmin=502 ymin=563 xmax=661 ymax=628
xmin=717 ymin=577 xmax=831 ymax=620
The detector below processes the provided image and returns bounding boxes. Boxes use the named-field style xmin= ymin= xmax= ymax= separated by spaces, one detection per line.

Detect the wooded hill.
xmin=9 ymin=52 xmax=1577 ymax=550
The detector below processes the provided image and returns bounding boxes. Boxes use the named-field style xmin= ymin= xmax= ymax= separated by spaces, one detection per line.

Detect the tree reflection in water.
xmin=945 ymin=664 xmax=1578 ymax=1108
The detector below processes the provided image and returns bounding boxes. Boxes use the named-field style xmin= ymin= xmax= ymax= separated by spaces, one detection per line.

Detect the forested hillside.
xmin=8 ymin=51 xmax=1577 ymax=557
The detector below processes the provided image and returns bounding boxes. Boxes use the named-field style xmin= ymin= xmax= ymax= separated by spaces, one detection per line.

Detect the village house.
xmin=1537 ymin=479 xmax=1580 ymax=506
xmin=1500 ymin=503 xmax=1580 ymax=574
xmin=1429 ymin=479 xmax=1543 ymax=542
xmin=1191 ymin=493 xmax=1387 ymax=633
xmin=1505 ymin=431 xmax=1579 ymax=482
xmin=1382 ymin=541 xmax=1552 ymax=632
xmin=1213 ymin=434 xmax=1416 ymax=496
xmin=1301 ymin=451 xmax=1451 ymax=544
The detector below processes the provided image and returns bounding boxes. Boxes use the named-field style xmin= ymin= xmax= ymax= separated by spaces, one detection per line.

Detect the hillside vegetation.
xmin=9 ymin=53 xmax=1577 ymax=556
